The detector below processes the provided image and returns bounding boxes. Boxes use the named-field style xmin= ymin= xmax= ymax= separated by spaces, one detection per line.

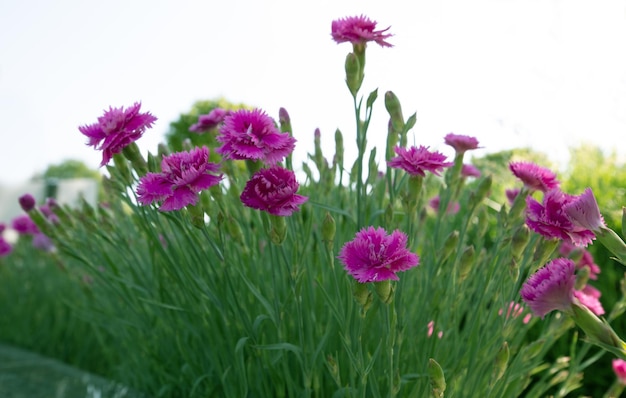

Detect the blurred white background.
xmin=1 ymin=0 xmax=624 ymax=189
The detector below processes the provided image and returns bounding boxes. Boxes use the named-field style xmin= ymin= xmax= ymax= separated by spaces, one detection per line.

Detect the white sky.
xmin=1 ymin=0 xmax=625 ymax=187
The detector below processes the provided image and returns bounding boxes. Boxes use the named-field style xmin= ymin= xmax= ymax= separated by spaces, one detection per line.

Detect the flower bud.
xmin=428 ymin=358 xmax=446 ymax=398
xmin=147 ymin=151 xmax=160 ymax=172
xmin=321 ymin=212 xmax=336 ymax=243
xmin=492 ymin=341 xmax=509 ymax=384
xmin=353 ymin=281 xmax=372 ymax=307
xmin=112 ymin=153 xmax=133 ymax=185
xmin=459 ymin=245 xmax=475 ymax=282
xmin=345 ymin=52 xmax=362 ymax=97
xmin=334 ymin=129 xmax=344 ymax=170
xmin=468 ymin=175 xmax=492 ymax=209
xmin=278 ymin=107 xmax=292 ymax=134
xmin=571 ymin=301 xmax=626 ymax=357
xmin=269 ymin=214 xmax=287 ymax=245
xmin=122 ymin=142 xmax=147 ymax=176
xmin=533 ymin=238 xmax=560 ymax=267
xmin=375 ymin=280 xmax=394 ymax=304
xmin=440 ymin=230 xmax=459 ymax=264
xmin=511 ymin=225 xmax=530 ymax=260
xmin=384 ymin=91 xmax=405 ymax=133
xmin=595 ymin=226 xmax=626 ymax=266
xmin=18 ymin=193 xmax=36 ymax=212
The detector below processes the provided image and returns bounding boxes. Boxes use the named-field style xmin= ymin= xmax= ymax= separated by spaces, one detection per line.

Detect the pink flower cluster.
xmin=388 ymin=146 xmax=453 ymax=177
xmin=216 ymin=108 xmax=296 ymax=165
xmin=240 ymin=166 xmax=308 ymax=216
xmin=331 ymin=15 xmax=393 ymax=47
xmin=509 ymin=162 xmax=606 ymax=247
xmin=338 ymin=227 xmax=419 ymax=283
xmin=520 ymin=257 xmax=605 ymax=318
xmin=79 ymin=102 xmax=157 ymax=166
xmin=190 ymin=108 xmax=230 ymax=134
xmin=137 ymin=146 xmax=222 ymax=212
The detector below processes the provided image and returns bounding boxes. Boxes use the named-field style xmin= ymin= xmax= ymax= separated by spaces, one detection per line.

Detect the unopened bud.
xmin=440 ymin=230 xmax=460 ymax=264
xmin=226 ymin=216 xmax=244 ymax=245
xmin=492 ymin=341 xmax=509 ymax=384
xmin=428 ymin=358 xmax=446 ymax=398
xmin=278 ymin=107 xmax=292 ymax=134
xmin=533 ymin=239 xmax=560 ymax=267
xmin=375 ymin=280 xmax=394 ymax=304
xmin=122 ymin=142 xmax=147 ymax=176
xmin=384 ymin=91 xmax=405 ymax=133
xmin=353 ymin=281 xmax=373 ymax=316
xmin=511 ymin=225 xmax=530 ymax=259
xmin=321 ymin=212 xmax=336 ymax=243
xmin=269 ymin=214 xmax=287 ymax=245
xmin=345 ymin=52 xmax=362 ymax=97
xmin=469 ymin=175 xmax=492 ymax=208
xmin=147 ymin=151 xmax=160 ymax=172
xmin=459 ymin=245 xmax=476 ymax=281
xmin=112 ymin=153 xmax=133 ymax=185
xmin=18 ymin=193 xmax=36 ymax=212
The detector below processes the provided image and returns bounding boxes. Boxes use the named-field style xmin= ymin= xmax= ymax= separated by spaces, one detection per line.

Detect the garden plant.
xmin=2 ymin=15 xmax=626 ymax=398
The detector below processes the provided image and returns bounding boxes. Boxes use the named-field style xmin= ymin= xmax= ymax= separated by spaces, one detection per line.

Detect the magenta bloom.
xmin=505 ymin=188 xmax=521 ymax=205
xmin=526 ymin=189 xmax=595 ymax=247
xmin=574 ymin=285 xmax=604 ymax=316
xmin=18 ymin=193 xmax=36 ymax=212
xmin=338 ymin=227 xmax=419 ymax=283
xmin=509 ymin=161 xmax=560 ymax=193
xmin=388 ymin=146 xmax=453 ymax=177
xmin=240 ymin=166 xmax=308 ymax=216
xmin=563 ymin=188 xmax=605 ymax=232
xmin=520 ymin=258 xmax=576 ymax=318
xmin=79 ymin=102 xmax=157 ymax=166
xmin=0 ymin=237 xmax=12 ymax=257
xmin=216 ymin=109 xmax=296 ymax=165
xmin=136 ymin=146 xmax=222 ymax=212
xmin=443 ymin=133 xmax=480 ymax=154
xmin=331 ymin=15 xmax=393 ymax=47
xmin=11 ymin=215 xmax=39 ymax=235
xmin=190 ymin=108 xmax=230 ymax=133
xmin=429 ymin=196 xmax=460 ymax=215
xmin=613 ymin=359 xmax=626 ymax=384
xmin=461 ymin=164 xmax=481 ymax=178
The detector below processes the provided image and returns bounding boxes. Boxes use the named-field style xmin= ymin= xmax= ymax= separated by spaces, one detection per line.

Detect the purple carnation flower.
xmin=136 ymin=146 xmax=222 ymax=212
xmin=331 ymin=15 xmax=393 ymax=47
xmin=338 ymin=227 xmax=419 ymax=283
xmin=563 ymin=188 xmax=606 ymax=232
xmin=444 ymin=133 xmax=480 ymax=154
xmin=520 ymin=258 xmax=576 ymax=318
xmin=18 ymin=193 xmax=36 ymax=212
xmin=11 ymin=215 xmax=39 ymax=235
xmin=388 ymin=146 xmax=453 ymax=177
xmin=574 ymin=285 xmax=604 ymax=316
xmin=0 ymin=237 xmax=12 ymax=257
xmin=509 ymin=161 xmax=560 ymax=193
xmin=526 ymin=189 xmax=595 ymax=247
xmin=240 ymin=166 xmax=308 ymax=216
xmin=189 ymin=108 xmax=230 ymax=134
xmin=216 ymin=109 xmax=296 ymax=165
xmin=79 ymin=102 xmax=157 ymax=167
xmin=461 ymin=164 xmax=481 ymax=178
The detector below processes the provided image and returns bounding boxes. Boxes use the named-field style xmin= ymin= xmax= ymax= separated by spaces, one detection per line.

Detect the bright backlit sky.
xmin=1 ymin=0 xmax=625 ymax=187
